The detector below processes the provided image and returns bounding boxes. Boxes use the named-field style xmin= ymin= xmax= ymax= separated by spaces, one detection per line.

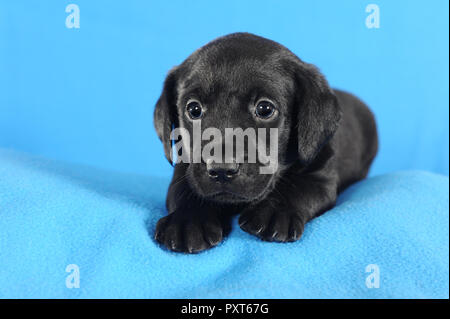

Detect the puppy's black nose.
xmin=206 ymin=162 xmax=239 ymax=182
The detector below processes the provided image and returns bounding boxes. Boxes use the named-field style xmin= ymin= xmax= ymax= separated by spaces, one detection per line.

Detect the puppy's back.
xmin=332 ymin=89 xmax=378 ymax=189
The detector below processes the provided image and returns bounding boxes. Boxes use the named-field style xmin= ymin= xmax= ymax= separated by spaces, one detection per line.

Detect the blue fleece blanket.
xmin=0 ymin=149 xmax=448 ymax=299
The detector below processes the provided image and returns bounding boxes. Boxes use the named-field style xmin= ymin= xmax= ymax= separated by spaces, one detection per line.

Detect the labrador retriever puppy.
xmin=153 ymin=32 xmax=378 ymax=253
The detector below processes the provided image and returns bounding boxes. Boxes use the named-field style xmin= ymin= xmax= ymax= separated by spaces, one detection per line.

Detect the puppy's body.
xmin=332 ymin=90 xmax=378 ymax=191
xmin=154 ymin=33 xmax=378 ymax=253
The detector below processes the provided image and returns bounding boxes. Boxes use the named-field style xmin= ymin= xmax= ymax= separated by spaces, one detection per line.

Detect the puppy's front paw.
xmin=239 ymin=208 xmax=304 ymax=242
xmin=154 ymin=212 xmax=224 ymax=253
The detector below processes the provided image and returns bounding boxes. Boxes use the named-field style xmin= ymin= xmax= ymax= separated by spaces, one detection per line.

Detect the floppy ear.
xmin=154 ymin=67 xmax=179 ymax=165
xmin=293 ymin=61 xmax=342 ymax=164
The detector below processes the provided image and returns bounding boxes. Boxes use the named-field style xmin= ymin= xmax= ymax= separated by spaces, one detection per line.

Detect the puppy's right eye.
xmin=186 ymin=101 xmax=203 ymax=119
xmin=255 ymin=100 xmax=276 ymax=119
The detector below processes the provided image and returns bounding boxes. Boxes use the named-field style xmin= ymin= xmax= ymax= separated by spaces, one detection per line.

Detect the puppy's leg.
xmin=239 ymin=170 xmax=338 ymax=242
xmin=155 ymin=166 xmax=231 ymax=253
xmin=155 ymin=207 xmax=229 ymax=253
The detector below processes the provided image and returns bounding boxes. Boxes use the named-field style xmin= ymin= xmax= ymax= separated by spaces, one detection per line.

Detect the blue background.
xmin=0 ymin=0 xmax=448 ymax=177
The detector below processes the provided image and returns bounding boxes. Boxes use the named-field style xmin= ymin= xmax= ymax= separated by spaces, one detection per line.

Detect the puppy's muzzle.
xmin=206 ymin=161 xmax=240 ymax=182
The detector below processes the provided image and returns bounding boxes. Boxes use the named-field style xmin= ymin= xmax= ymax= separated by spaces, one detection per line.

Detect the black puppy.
xmin=153 ymin=33 xmax=378 ymax=253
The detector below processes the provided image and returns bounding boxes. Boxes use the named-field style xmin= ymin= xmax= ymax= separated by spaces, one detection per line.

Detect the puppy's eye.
xmin=186 ymin=101 xmax=203 ymax=119
xmin=255 ymin=101 xmax=275 ymax=119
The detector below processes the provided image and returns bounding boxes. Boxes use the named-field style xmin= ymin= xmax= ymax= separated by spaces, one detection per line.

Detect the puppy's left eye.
xmin=186 ymin=100 xmax=203 ymax=119
xmin=255 ymin=101 xmax=276 ymax=119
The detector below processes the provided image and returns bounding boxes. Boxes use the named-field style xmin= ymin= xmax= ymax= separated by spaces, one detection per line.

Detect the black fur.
xmin=153 ymin=33 xmax=378 ymax=253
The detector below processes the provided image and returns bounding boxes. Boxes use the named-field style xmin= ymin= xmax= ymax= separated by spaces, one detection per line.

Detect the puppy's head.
xmin=154 ymin=33 xmax=341 ymax=203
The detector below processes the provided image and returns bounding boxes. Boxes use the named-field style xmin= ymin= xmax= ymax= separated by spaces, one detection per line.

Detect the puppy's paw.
xmin=239 ymin=208 xmax=304 ymax=242
xmin=154 ymin=212 xmax=224 ymax=253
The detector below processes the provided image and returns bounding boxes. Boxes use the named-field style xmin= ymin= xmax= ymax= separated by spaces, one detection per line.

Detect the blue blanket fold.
xmin=0 ymin=149 xmax=448 ymax=298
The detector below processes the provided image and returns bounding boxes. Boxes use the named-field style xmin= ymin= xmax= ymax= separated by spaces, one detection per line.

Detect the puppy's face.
xmin=176 ymin=48 xmax=295 ymax=203
xmin=154 ymin=33 xmax=341 ymax=204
